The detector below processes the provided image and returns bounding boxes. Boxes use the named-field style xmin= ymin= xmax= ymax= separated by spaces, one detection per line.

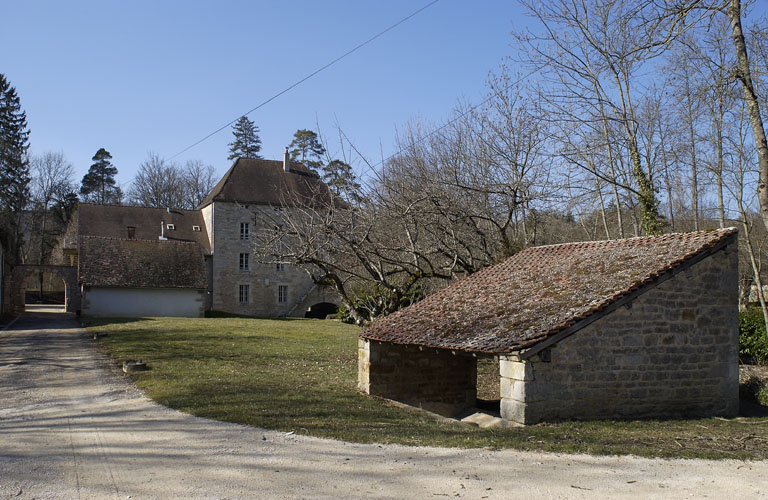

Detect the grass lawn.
xmin=83 ymin=316 xmax=768 ymax=459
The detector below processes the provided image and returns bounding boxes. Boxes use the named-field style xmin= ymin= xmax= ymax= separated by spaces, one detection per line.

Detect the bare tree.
xmin=723 ymin=0 xmax=768 ymax=236
xmin=31 ymin=151 xmax=75 ymax=263
xmin=724 ymin=96 xmax=768 ymax=331
xmin=128 ymin=153 xmax=186 ymax=209
xmin=253 ymin=77 xmax=553 ymax=323
xmin=182 ymin=160 xmax=217 ymax=209
xmin=516 ymin=0 xmax=710 ymax=235
xmin=30 ymin=151 xmax=75 ymax=299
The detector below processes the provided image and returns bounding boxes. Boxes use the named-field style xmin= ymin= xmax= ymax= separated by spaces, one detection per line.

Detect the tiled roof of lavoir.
xmin=362 ymin=228 xmax=738 ymax=354
xmin=79 ymin=236 xmax=208 ymax=289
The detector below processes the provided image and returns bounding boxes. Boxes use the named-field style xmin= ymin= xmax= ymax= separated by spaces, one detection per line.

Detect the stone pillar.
xmin=499 ymin=356 xmax=540 ymax=425
xmin=358 ymin=338 xmax=371 ymax=393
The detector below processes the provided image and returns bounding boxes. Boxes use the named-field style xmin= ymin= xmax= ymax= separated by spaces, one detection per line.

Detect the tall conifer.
xmin=0 ymin=74 xmax=31 ymax=261
xmin=80 ymin=148 xmax=121 ymax=204
xmin=228 ymin=116 xmax=262 ymax=160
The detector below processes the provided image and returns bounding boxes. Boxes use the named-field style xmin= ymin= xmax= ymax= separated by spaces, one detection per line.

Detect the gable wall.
xmin=210 ymin=202 xmax=315 ymax=316
xmin=201 ymin=204 xmax=214 ymax=254
xmin=501 ymin=243 xmax=739 ymax=424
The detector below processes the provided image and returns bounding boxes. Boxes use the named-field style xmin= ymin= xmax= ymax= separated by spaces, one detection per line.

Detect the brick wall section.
xmin=209 ymin=202 xmax=316 ymax=316
xmin=359 ymin=339 xmax=477 ymax=417
xmin=501 ymin=243 xmax=739 ymax=424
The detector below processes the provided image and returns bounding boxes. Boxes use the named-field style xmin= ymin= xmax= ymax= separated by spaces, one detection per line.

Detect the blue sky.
xmin=2 ymin=1 xmax=527 ymax=188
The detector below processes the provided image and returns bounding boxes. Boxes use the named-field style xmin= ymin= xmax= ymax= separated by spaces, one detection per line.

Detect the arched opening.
xmin=304 ymin=302 xmax=338 ymax=319
xmin=22 ymin=269 xmax=67 ymax=313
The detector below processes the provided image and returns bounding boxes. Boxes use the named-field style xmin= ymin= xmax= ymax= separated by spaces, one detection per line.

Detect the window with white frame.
xmin=278 ymin=285 xmax=288 ymax=304
xmin=239 ymin=284 xmax=249 ymax=304
xmin=276 ymin=262 xmax=285 ymax=272
xmin=240 ymin=222 xmax=249 ymax=240
xmin=239 ymin=253 xmax=249 ymax=271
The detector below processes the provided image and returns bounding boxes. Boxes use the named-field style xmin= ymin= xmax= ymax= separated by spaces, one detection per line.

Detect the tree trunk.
xmin=659 ymin=129 xmax=675 ymax=231
xmin=589 ymin=153 xmax=611 ymax=239
xmin=728 ymin=0 xmax=768 ymax=237
xmin=715 ymin=101 xmax=726 ymax=229
xmin=686 ymin=84 xmax=700 ymax=231
xmin=595 ymin=88 xmax=624 ymax=238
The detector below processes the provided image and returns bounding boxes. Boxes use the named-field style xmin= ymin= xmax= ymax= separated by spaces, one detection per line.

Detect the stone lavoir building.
xmin=359 ymin=228 xmax=739 ymax=425
xmin=57 ymin=153 xmax=339 ymax=317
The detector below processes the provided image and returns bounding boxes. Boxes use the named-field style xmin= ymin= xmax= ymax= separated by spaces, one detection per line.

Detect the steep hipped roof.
xmin=77 ymin=203 xmax=211 ymax=254
xmin=362 ymin=229 xmax=738 ymax=354
xmin=197 ymin=158 xmax=329 ymax=208
xmin=78 ymin=236 xmax=208 ymax=289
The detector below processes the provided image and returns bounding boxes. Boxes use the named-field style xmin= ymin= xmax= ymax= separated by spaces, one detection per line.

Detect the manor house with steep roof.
xmin=56 ymin=153 xmax=339 ymax=318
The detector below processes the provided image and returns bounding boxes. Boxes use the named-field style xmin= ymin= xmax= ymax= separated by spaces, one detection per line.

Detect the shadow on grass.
xmin=80 ymin=317 xmax=148 ymax=327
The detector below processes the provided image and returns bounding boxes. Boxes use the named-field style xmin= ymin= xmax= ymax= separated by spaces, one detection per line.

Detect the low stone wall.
xmin=501 ymin=243 xmax=739 ymax=424
xmin=358 ymin=339 xmax=477 ymax=417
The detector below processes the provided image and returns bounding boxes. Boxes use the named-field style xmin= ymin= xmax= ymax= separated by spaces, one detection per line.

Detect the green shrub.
xmin=740 ymin=375 xmax=768 ymax=405
xmin=336 ymin=303 xmax=356 ymax=324
xmin=336 ymin=283 xmax=426 ymax=325
xmin=739 ymin=308 xmax=768 ymax=364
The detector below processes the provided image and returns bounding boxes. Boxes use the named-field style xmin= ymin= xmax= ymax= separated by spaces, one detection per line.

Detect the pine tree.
xmin=227 ymin=116 xmax=262 ymax=160
xmin=0 ymin=74 xmax=32 ymax=261
xmin=288 ymin=129 xmax=325 ymax=174
xmin=323 ymin=159 xmax=361 ymax=201
xmin=80 ymin=148 xmax=122 ymax=204
xmin=0 ymin=74 xmax=31 ymax=210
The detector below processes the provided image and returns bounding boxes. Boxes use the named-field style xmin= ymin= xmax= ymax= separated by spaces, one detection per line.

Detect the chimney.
xmin=159 ymin=220 xmax=167 ymax=240
xmin=283 ymin=147 xmax=290 ymax=172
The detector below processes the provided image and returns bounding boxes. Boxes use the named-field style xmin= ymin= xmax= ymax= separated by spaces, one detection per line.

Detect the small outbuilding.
xmin=359 ymin=229 xmax=739 ymax=424
xmin=78 ymin=236 xmax=208 ymax=317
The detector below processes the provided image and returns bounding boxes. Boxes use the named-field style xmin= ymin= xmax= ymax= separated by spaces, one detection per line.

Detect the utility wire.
xmin=342 ymin=65 xmax=543 ymax=177
xmin=169 ymin=0 xmax=441 ymax=160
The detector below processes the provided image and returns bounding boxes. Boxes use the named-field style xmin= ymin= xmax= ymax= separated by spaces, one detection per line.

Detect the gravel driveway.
xmin=1 ymin=311 xmax=767 ymax=500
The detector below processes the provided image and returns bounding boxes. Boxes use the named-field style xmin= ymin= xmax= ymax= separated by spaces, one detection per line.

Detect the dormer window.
xmin=192 ymin=225 xmax=201 ymax=231
xmin=127 ymin=226 xmax=136 ymax=239
xmin=167 ymin=223 xmax=175 ymax=230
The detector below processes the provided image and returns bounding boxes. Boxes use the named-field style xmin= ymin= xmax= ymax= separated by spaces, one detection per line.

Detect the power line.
xmin=343 ymin=65 xmax=543 ymax=177
xmin=169 ymin=0 xmax=441 ymax=160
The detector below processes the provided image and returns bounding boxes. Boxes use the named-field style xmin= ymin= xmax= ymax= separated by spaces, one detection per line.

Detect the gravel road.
xmin=1 ymin=311 xmax=767 ymax=500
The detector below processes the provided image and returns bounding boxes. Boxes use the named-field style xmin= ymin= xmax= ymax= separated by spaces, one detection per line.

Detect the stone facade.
xmin=203 ymin=202 xmax=317 ymax=317
xmin=358 ymin=339 xmax=477 ymax=417
xmin=501 ymin=242 xmax=739 ymax=424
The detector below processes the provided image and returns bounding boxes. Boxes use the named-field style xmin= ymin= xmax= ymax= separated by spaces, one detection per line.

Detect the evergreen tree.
xmin=0 ymin=74 xmax=32 ymax=261
xmin=80 ymin=148 xmax=122 ymax=204
xmin=51 ymin=191 xmax=79 ymax=226
xmin=227 ymin=116 xmax=262 ymax=160
xmin=323 ymin=159 xmax=361 ymax=202
xmin=288 ymin=129 xmax=325 ymax=174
